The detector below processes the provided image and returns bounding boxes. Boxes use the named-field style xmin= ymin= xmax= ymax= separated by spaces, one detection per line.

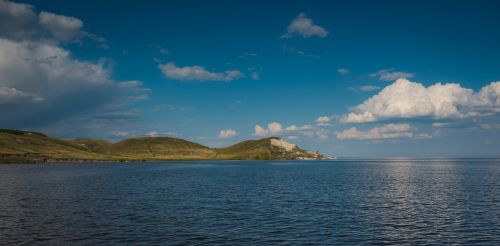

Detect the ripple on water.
xmin=0 ymin=160 xmax=499 ymax=244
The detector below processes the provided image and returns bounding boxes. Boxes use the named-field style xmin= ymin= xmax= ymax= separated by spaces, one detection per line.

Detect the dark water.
xmin=1 ymin=159 xmax=500 ymax=245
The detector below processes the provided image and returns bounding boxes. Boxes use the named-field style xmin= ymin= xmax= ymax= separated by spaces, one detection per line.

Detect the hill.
xmin=215 ymin=137 xmax=323 ymax=160
xmin=0 ymin=129 xmax=324 ymax=163
xmin=0 ymin=129 xmax=119 ymax=163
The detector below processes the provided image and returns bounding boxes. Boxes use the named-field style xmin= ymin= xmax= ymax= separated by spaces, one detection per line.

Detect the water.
xmin=1 ymin=159 xmax=499 ymax=245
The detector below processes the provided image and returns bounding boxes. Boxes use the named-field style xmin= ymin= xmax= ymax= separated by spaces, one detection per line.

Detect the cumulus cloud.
xmin=253 ymin=122 xmax=282 ymax=136
xmin=341 ymin=79 xmax=500 ymax=123
xmin=316 ymin=116 xmax=333 ymax=126
xmin=0 ymin=0 xmax=105 ymax=45
xmin=0 ymin=0 xmax=38 ymax=40
xmin=370 ymin=68 xmax=414 ymax=81
xmin=253 ymin=122 xmax=326 ymax=139
xmin=268 ymin=122 xmax=282 ymax=133
xmin=281 ymin=13 xmax=328 ymax=39
xmin=335 ymin=124 xmax=417 ymax=140
xmin=158 ymin=62 xmax=244 ymax=82
xmin=0 ymin=1 xmax=148 ymax=128
xmin=38 ymin=11 xmax=83 ymax=42
xmin=338 ymin=68 xmax=350 ymax=75
xmin=218 ymin=129 xmax=237 ymax=138
xmin=254 ymin=125 xmax=268 ymax=137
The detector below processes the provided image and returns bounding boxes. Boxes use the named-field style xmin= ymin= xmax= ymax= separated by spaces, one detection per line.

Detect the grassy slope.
xmin=71 ymin=138 xmax=113 ymax=153
xmin=104 ymin=137 xmax=215 ymax=160
xmin=214 ymin=137 xmax=277 ymax=160
xmin=0 ymin=130 xmax=118 ymax=163
xmin=0 ymin=131 xmax=214 ymax=163
xmin=0 ymin=130 xmax=320 ymax=163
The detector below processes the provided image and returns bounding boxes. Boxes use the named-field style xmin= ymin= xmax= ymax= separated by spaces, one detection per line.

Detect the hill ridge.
xmin=0 ymin=129 xmax=324 ymax=163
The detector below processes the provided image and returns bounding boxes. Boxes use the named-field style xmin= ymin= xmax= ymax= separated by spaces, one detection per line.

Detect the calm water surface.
xmin=1 ymin=159 xmax=499 ymax=245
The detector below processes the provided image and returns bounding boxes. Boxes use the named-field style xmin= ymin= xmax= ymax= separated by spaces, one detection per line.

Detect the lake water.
xmin=1 ymin=159 xmax=499 ymax=245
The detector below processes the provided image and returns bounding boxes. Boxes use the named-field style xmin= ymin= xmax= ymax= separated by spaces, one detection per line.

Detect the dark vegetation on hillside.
xmin=0 ymin=129 xmax=324 ymax=163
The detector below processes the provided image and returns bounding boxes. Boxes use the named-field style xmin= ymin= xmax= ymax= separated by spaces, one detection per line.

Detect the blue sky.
xmin=1 ymin=0 xmax=499 ymax=157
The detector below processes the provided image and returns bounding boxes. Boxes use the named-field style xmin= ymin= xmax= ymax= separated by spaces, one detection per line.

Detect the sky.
xmin=0 ymin=0 xmax=499 ymax=157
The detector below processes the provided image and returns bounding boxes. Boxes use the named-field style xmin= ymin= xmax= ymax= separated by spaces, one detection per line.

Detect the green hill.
xmin=215 ymin=137 xmax=280 ymax=160
xmin=0 ymin=129 xmax=324 ymax=163
xmin=215 ymin=137 xmax=323 ymax=160
xmin=0 ymin=129 xmax=119 ymax=163
xmin=71 ymin=138 xmax=113 ymax=153
xmin=105 ymin=137 xmax=215 ymax=160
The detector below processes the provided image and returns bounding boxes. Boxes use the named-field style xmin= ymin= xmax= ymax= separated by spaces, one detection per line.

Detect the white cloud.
xmin=358 ymin=85 xmax=381 ymax=91
xmin=253 ymin=121 xmax=330 ymax=140
xmin=338 ymin=68 xmax=350 ymax=75
xmin=158 ymin=62 xmax=244 ymax=82
xmin=285 ymin=124 xmax=312 ymax=131
xmin=300 ymin=128 xmax=330 ymax=140
xmin=0 ymin=1 xmax=103 ymax=45
xmin=253 ymin=122 xmax=282 ymax=136
xmin=218 ymin=129 xmax=237 ymax=138
xmin=38 ymin=11 xmax=83 ymax=42
xmin=341 ymin=79 xmax=500 ymax=123
xmin=370 ymin=69 xmax=414 ymax=81
xmin=112 ymin=131 xmax=129 ymax=137
xmin=254 ymin=125 xmax=267 ymax=137
xmin=0 ymin=1 xmax=38 ymax=40
xmin=0 ymin=1 xmax=148 ymax=128
xmin=0 ymin=86 xmax=43 ymax=104
xmin=0 ymin=38 xmax=146 ymax=127
xmin=268 ymin=122 xmax=282 ymax=133
xmin=432 ymin=122 xmax=448 ymax=127
xmin=146 ymin=131 xmax=158 ymax=137
xmin=335 ymin=124 xmax=416 ymax=140
xmin=415 ymin=133 xmax=433 ymax=140
xmin=316 ymin=116 xmax=333 ymax=126
xmin=254 ymin=122 xmax=321 ymax=137
xmin=317 ymin=129 xmax=329 ymax=139
xmin=348 ymin=85 xmax=381 ymax=92
xmin=281 ymin=13 xmax=328 ymax=39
